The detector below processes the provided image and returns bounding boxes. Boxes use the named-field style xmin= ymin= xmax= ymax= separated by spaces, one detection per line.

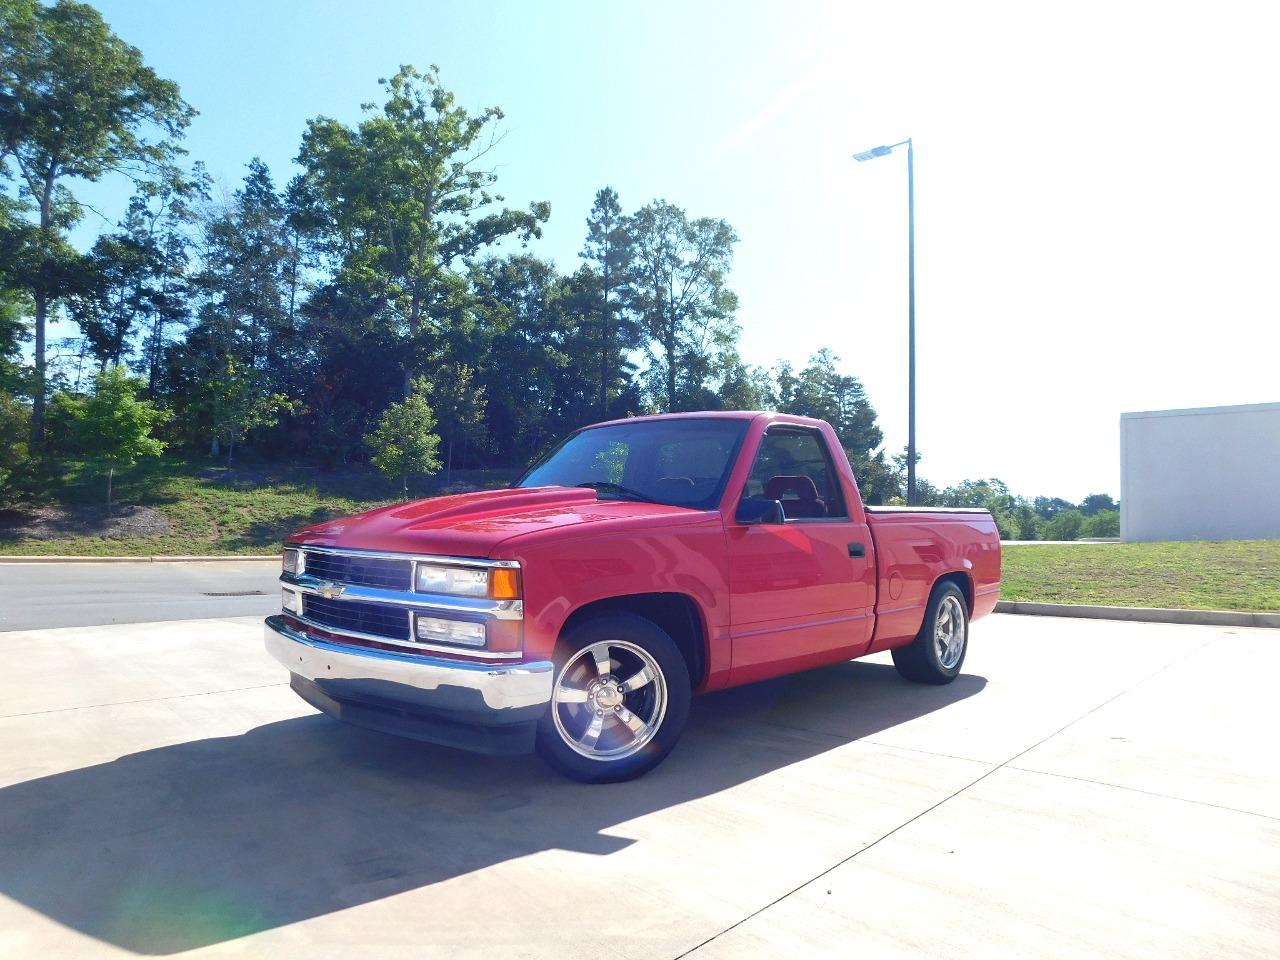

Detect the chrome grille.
xmin=303 ymin=550 xmax=412 ymax=591
xmin=301 ymin=595 xmax=410 ymax=641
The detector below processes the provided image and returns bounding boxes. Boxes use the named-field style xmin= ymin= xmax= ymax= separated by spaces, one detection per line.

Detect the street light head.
xmin=852 ymin=144 xmax=895 ymax=162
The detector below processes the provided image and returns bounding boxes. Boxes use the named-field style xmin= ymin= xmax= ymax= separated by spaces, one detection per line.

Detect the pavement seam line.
xmin=0 ymin=681 xmax=290 ymax=720
xmin=1004 ymin=763 xmax=1280 ymax=823
xmin=672 ymin=636 xmax=1220 ymax=960
xmin=855 ymin=737 xmax=992 ymax=766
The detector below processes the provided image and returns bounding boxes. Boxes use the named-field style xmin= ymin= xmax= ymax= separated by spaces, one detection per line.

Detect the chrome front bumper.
xmin=265 ymin=615 xmax=553 ymax=751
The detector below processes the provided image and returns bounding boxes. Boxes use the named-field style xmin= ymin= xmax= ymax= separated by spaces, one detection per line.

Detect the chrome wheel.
xmin=934 ymin=595 xmax=966 ymax=669
xmin=552 ymin=639 xmax=668 ymax=761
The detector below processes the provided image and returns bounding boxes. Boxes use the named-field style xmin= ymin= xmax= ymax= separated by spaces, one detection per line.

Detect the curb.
xmin=995 ymin=600 xmax=1280 ymax=629
xmin=0 ymin=555 xmax=279 ymax=564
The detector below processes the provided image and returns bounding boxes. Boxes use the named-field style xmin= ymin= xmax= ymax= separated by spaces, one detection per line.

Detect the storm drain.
xmin=202 ymin=590 xmax=268 ymax=597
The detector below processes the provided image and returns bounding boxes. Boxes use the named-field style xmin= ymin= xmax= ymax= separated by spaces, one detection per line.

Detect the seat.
xmin=763 ymin=475 xmax=827 ymax=519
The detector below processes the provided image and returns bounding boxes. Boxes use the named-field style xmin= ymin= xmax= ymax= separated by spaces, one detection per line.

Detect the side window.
xmin=745 ymin=429 xmax=848 ymax=520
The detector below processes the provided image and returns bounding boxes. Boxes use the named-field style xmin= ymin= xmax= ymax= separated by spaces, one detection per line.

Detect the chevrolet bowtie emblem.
xmin=317 ymin=582 xmax=345 ymax=600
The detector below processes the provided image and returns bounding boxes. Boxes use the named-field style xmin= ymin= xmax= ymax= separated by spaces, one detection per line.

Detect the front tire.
xmin=892 ymin=581 xmax=969 ymax=685
xmin=536 ymin=613 xmax=691 ymax=783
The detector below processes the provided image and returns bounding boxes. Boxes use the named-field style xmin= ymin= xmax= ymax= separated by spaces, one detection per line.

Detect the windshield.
xmin=518 ymin=418 xmax=750 ymax=510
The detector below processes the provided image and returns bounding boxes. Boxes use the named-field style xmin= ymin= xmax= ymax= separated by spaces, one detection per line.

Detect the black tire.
xmin=536 ymin=613 xmax=691 ymax=783
xmin=892 ymin=581 xmax=969 ymax=685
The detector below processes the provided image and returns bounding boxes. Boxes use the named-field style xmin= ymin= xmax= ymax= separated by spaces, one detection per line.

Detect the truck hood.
xmin=286 ymin=486 xmax=709 ymax=558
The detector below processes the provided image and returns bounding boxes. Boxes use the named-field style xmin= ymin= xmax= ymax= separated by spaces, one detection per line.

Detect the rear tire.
xmin=536 ymin=613 xmax=691 ymax=783
xmin=892 ymin=581 xmax=969 ymax=685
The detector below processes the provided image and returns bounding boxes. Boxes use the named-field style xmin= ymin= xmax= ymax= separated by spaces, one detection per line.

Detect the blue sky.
xmin=59 ymin=0 xmax=1280 ymax=501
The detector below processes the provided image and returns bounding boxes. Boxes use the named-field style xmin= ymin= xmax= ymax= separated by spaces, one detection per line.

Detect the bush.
xmin=58 ymin=368 xmax=169 ymax=507
xmin=1081 ymin=509 xmax=1120 ymax=538
xmin=1042 ymin=508 xmax=1085 ymax=541
xmin=0 ymin=391 xmax=30 ymax=504
xmin=366 ymin=377 xmax=442 ymax=495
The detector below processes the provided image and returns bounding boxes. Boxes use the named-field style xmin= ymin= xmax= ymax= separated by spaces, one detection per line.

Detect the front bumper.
xmin=265 ymin=615 xmax=553 ymax=754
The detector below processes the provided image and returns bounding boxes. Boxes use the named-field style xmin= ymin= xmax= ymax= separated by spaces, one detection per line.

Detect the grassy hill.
xmin=0 ymin=458 xmax=518 ymax=557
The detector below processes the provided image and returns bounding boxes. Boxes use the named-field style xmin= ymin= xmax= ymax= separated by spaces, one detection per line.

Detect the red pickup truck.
xmin=267 ymin=412 xmax=1000 ymax=782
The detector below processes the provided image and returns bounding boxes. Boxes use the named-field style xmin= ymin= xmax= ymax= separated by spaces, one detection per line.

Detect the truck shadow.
xmin=0 ymin=661 xmax=985 ymax=955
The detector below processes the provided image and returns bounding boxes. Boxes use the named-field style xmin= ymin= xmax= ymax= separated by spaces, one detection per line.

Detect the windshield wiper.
xmin=576 ymin=481 xmax=659 ymax=504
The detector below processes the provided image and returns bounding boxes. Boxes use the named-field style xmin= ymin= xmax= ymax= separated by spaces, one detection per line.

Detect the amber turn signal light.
xmin=489 ymin=567 xmax=521 ymax=600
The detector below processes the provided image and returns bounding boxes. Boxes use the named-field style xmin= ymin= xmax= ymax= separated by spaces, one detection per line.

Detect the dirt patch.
xmin=0 ymin=505 xmax=174 ymax=540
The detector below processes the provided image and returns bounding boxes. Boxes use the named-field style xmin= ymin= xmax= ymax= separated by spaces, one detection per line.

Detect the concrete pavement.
xmin=0 ymin=560 xmax=280 ymax=631
xmin=0 ymin=614 xmax=1276 ymax=958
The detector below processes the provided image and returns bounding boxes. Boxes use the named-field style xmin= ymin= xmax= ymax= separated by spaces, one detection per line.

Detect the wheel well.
xmin=935 ymin=571 xmax=974 ymax=613
xmin=560 ymin=593 xmax=707 ymax=686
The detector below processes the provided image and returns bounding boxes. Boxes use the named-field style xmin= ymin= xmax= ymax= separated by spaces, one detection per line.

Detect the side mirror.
xmin=736 ymin=496 xmax=785 ymax=525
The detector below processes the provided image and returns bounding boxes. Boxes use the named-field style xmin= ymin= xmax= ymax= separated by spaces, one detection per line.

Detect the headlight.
xmin=282 ymin=589 xmax=301 ymax=614
xmin=414 ymin=563 xmax=520 ymax=599
xmin=283 ymin=548 xmax=302 ymax=575
xmin=415 ymin=615 xmax=487 ymax=647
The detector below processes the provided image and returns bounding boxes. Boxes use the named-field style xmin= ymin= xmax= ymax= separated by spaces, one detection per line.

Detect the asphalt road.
xmin=1 ymin=612 xmax=1276 ymax=958
xmin=0 ymin=560 xmax=281 ymax=631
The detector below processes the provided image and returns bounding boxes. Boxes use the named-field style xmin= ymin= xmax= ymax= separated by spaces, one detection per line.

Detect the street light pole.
xmin=853 ymin=137 xmax=917 ymax=505
xmin=906 ymin=138 xmax=916 ymax=506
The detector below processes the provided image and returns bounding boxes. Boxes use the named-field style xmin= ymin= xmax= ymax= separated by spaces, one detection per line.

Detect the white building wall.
xmin=1121 ymin=402 xmax=1280 ymax=542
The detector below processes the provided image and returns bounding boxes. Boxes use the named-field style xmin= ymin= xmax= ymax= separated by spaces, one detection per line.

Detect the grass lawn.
xmin=1002 ymin=540 xmax=1280 ymax=612
xmin=0 ymin=458 xmax=520 ymax=557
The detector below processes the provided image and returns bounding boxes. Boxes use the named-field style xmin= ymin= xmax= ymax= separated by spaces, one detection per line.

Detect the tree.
xmin=715 ymin=351 xmax=774 ymax=411
xmin=428 ymin=361 xmax=486 ymax=483
xmin=298 ymin=65 xmax=549 ymax=398
xmin=68 ymin=219 xmax=159 ymax=369
xmin=0 ymin=0 xmax=193 ymax=445
xmin=0 ymin=389 xmax=28 ymax=502
xmin=774 ymin=349 xmax=888 ymax=499
xmin=0 ymin=195 xmax=31 ymax=394
xmin=940 ymin=478 xmax=1011 ymax=507
xmin=1081 ymin=509 xmax=1119 ymax=538
xmin=775 ymin=349 xmax=883 ymax=454
xmin=1033 ymin=496 xmax=1075 ymax=520
xmin=366 ymin=376 xmax=441 ymax=494
xmin=1013 ymin=502 xmax=1040 ymax=541
xmin=61 ymin=365 xmax=167 ymax=507
xmin=471 ymin=254 xmax=576 ymax=463
xmin=1079 ymin=493 xmax=1118 ymax=517
xmin=1042 ymin=508 xmax=1085 ymax=541
xmin=191 ymin=160 xmax=294 ymax=371
xmin=202 ymin=357 xmax=291 ymax=464
xmin=626 ymin=200 xmax=738 ymax=411
xmin=580 ymin=187 xmax=633 ymax=417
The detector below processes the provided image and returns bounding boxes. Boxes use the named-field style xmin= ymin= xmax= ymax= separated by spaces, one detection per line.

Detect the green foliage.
xmin=1081 ymin=508 xmax=1120 ymax=538
xmin=1079 ymin=493 xmax=1118 ymax=517
xmin=626 ymin=200 xmax=738 ymax=411
xmin=298 ymin=65 xmax=549 ymax=392
xmin=202 ymin=358 xmax=291 ymax=464
xmin=1033 ymin=496 xmax=1075 ymax=520
xmin=580 ymin=186 xmax=637 ymax=417
xmin=0 ymin=388 xmax=29 ymax=501
xmin=0 ymin=0 xmax=193 ymax=443
xmin=57 ymin=365 xmax=167 ymax=504
xmin=429 ymin=361 xmax=486 ymax=481
xmin=0 ymin=456 xmax=519 ymax=556
xmin=776 ymin=349 xmax=883 ymax=455
xmin=1042 ymin=508 xmax=1085 ymax=541
xmin=64 ymin=366 xmax=166 ymax=464
xmin=366 ymin=377 xmax=441 ymax=494
xmin=1013 ymin=502 xmax=1040 ymax=541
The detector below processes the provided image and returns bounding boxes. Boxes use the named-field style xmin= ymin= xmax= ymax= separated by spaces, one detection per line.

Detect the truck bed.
xmin=863 ymin=506 xmax=1002 ymax=651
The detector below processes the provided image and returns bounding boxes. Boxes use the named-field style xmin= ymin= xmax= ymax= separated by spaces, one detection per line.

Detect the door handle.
xmin=848 ymin=542 xmax=865 ymax=558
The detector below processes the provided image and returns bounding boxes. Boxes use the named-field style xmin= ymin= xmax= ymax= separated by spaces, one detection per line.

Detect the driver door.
xmin=725 ymin=427 xmax=876 ymax=685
